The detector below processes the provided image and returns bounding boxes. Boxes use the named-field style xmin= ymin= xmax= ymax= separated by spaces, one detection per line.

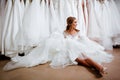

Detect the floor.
xmin=0 ymin=48 xmax=120 ymax=80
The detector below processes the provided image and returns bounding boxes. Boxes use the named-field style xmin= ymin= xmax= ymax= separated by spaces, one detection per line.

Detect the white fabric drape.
xmin=0 ymin=0 xmax=120 ymax=55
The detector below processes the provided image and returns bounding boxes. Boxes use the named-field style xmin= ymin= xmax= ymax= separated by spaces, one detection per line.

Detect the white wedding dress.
xmin=111 ymin=0 xmax=120 ymax=45
xmin=22 ymin=0 xmax=49 ymax=50
xmin=49 ymin=0 xmax=59 ymax=33
xmin=87 ymin=0 xmax=101 ymax=40
xmin=83 ymin=0 xmax=89 ymax=35
xmin=2 ymin=0 xmax=23 ymax=57
xmin=94 ymin=0 xmax=113 ymax=50
xmin=109 ymin=0 xmax=120 ymax=45
xmin=0 ymin=0 xmax=6 ymax=51
xmin=109 ymin=0 xmax=120 ymax=36
xmin=3 ymin=30 xmax=113 ymax=71
xmin=77 ymin=0 xmax=86 ymax=36
xmin=2 ymin=0 xmax=12 ymax=54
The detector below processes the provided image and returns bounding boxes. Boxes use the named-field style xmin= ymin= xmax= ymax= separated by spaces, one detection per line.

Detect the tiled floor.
xmin=0 ymin=48 xmax=120 ymax=80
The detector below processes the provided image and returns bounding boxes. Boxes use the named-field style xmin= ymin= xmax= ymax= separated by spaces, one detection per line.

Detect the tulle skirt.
xmin=3 ymin=32 xmax=113 ymax=71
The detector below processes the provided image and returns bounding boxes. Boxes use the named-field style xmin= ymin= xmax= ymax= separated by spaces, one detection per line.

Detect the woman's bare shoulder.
xmin=76 ymin=29 xmax=80 ymax=33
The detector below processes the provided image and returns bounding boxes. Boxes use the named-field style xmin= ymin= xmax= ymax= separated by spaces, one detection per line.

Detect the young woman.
xmin=61 ymin=16 xmax=113 ymax=75
xmin=3 ymin=16 xmax=113 ymax=76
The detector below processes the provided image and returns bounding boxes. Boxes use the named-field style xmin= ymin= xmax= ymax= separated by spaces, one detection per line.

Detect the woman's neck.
xmin=67 ymin=29 xmax=77 ymax=35
xmin=69 ymin=27 xmax=75 ymax=32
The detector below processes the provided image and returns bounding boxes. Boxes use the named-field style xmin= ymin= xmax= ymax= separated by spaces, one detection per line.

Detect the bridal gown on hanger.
xmin=69 ymin=0 xmax=77 ymax=18
xmin=25 ymin=0 xmax=30 ymax=9
xmin=0 ymin=2 xmax=1 ymax=51
xmin=63 ymin=0 xmax=73 ymax=19
xmin=63 ymin=0 xmax=77 ymax=30
xmin=57 ymin=0 xmax=66 ymax=32
xmin=109 ymin=0 xmax=120 ymax=45
xmin=4 ymin=0 xmax=24 ymax=57
xmin=0 ymin=0 xmax=6 ymax=52
xmin=2 ymin=0 xmax=22 ymax=56
xmin=15 ymin=0 xmax=25 ymax=54
xmin=40 ymin=0 xmax=50 ymax=35
xmin=52 ymin=0 xmax=64 ymax=33
xmin=77 ymin=0 xmax=86 ymax=36
xmin=21 ymin=0 xmax=25 ymax=13
xmin=3 ymin=30 xmax=113 ymax=71
xmin=115 ymin=0 xmax=120 ymax=12
xmin=41 ymin=0 xmax=50 ymax=35
xmin=83 ymin=0 xmax=88 ymax=36
xmin=109 ymin=0 xmax=120 ymax=36
xmin=49 ymin=0 xmax=60 ymax=33
xmin=87 ymin=0 xmax=101 ymax=41
xmin=22 ymin=0 xmax=49 ymax=49
xmin=94 ymin=0 xmax=113 ymax=50
xmin=2 ymin=0 xmax=12 ymax=54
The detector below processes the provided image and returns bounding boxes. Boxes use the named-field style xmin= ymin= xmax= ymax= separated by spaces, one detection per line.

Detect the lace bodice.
xmin=63 ymin=31 xmax=81 ymax=40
